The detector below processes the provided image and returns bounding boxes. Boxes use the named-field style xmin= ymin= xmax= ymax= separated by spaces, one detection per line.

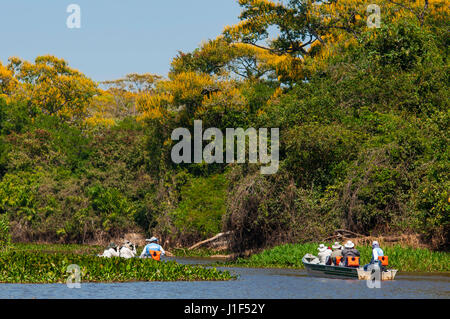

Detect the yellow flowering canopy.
xmin=222 ymin=0 xmax=449 ymax=82
xmin=0 ymin=61 xmax=18 ymax=99
xmin=7 ymin=55 xmax=98 ymax=120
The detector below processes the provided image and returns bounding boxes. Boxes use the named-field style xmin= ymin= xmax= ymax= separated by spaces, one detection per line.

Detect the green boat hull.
xmin=303 ymin=262 xmax=359 ymax=279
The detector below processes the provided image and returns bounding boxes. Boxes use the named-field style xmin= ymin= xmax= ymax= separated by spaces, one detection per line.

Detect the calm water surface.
xmin=1 ymin=257 xmax=449 ymax=299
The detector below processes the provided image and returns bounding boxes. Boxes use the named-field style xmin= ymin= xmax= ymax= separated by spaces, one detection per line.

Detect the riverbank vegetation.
xmin=0 ymin=251 xmax=235 ymax=283
xmin=9 ymin=243 xmax=102 ymax=255
xmin=0 ymin=1 xmax=448 ymax=252
xmin=224 ymin=243 xmax=450 ymax=273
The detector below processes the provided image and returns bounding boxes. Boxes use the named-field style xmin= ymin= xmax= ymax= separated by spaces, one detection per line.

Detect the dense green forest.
xmin=0 ymin=0 xmax=448 ymax=251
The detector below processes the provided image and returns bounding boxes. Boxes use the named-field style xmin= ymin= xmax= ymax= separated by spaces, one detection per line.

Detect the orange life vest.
xmin=335 ymin=256 xmax=343 ymax=265
xmin=149 ymin=250 xmax=161 ymax=261
xmin=378 ymin=256 xmax=388 ymax=266
xmin=347 ymin=256 xmax=360 ymax=267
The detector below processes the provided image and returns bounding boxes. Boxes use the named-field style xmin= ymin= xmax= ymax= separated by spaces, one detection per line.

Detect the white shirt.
xmin=120 ymin=246 xmax=136 ymax=259
xmin=372 ymin=247 xmax=384 ymax=261
xmin=100 ymin=247 xmax=120 ymax=258
xmin=318 ymin=249 xmax=332 ymax=264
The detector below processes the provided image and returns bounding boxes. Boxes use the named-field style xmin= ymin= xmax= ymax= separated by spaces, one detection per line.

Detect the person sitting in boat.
xmin=342 ymin=241 xmax=360 ymax=267
xmin=330 ymin=242 xmax=343 ymax=265
xmin=363 ymin=241 xmax=384 ymax=271
xmin=140 ymin=236 xmax=165 ymax=259
xmin=98 ymin=242 xmax=120 ymax=258
xmin=119 ymin=240 xmax=137 ymax=259
xmin=317 ymin=244 xmax=332 ymax=264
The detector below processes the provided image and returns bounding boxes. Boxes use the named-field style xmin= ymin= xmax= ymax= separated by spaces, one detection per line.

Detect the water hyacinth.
xmin=0 ymin=251 xmax=235 ymax=284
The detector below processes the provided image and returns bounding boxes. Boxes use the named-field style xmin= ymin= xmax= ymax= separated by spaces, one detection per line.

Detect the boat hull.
xmin=302 ymin=255 xmax=397 ymax=281
xmin=304 ymin=262 xmax=359 ymax=279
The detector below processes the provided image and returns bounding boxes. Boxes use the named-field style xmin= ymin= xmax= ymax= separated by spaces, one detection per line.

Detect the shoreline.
xmin=3 ymin=242 xmax=450 ymax=273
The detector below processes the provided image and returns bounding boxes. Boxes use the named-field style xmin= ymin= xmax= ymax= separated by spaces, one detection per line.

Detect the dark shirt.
xmin=342 ymin=247 xmax=360 ymax=260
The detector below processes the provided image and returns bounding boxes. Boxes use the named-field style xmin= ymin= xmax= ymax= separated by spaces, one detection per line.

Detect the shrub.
xmin=0 ymin=215 xmax=11 ymax=251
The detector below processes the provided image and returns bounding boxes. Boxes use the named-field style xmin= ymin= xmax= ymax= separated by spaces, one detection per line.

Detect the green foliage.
xmin=171 ymin=174 xmax=228 ymax=243
xmin=0 ymin=215 xmax=11 ymax=251
xmin=0 ymin=251 xmax=235 ymax=283
xmin=285 ymin=123 xmax=362 ymax=188
xmin=362 ymin=19 xmax=437 ymax=71
xmin=87 ymin=185 xmax=137 ymax=233
xmin=0 ymin=170 xmax=42 ymax=221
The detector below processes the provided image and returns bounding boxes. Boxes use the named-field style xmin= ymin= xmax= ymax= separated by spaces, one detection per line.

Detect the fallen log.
xmin=334 ymin=229 xmax=364 ymax=237
xmin=188 ymin=231 xmax=232 ymax=250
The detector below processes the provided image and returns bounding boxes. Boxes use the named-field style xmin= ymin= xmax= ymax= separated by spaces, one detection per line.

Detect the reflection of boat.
xmin=357 ymin=268 xmax=398 ymax=281
xmin=302 ymin=254 xmax=398 ymax=280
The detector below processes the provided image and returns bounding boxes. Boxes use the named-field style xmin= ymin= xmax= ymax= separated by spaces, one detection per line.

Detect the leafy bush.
xmin=171 ymin=173 xmax=228 ymax=244
xmin=0 ymin=215 xmax=11 ymax=251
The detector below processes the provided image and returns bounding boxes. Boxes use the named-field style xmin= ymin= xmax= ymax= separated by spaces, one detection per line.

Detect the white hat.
xmin=318 ymin=244 xmax=328 ymax=252
xmin=344 ymin=241 xmax=355 ymax=248
xmin=332 ymin=242 xmax=342 ymax=250
xmin=146 ymin=237 xmax=158 ymax=243
xmin=372 ymin=241 xmax=380 ymax=247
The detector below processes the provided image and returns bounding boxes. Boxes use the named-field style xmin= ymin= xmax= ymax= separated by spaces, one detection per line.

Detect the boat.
xmin=302 ymin=254 xmax=398 ymax=280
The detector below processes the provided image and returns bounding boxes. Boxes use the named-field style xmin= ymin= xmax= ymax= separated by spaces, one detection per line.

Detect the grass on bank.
xmin=8 ymin=243 xmax=229 ymax=259
xmin=223 ymin=243 xmax=450 ymax=273
xmin=9 ymin=243 xmax=103 ymax=255
xmin=0 ymin=251 xmax=235 ymax=284
xmin=171 ymin=248 xmax=230 ymax=258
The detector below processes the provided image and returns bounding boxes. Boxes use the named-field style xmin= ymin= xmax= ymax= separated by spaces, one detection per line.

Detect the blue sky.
xmin=0 ymin=0 xmax=241 ymax=82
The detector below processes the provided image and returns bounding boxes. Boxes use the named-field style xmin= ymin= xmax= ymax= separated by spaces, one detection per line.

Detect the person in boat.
xmin=330 ymin=242 xmax=343 ymax=265
xmin=119 ymin=240 xmax=137 ymax=259
xmin=341 ymin=240 xmax=360 ymax=267
xmin=363 ymin=241 xmax=384 ymax=271
xmin=99 ymin=242 xmax=120 ymax=258
xmin=317 ymin=244 xmax=332 ymax=264
xmin=140 ymin=236 xmax=165 ymax=259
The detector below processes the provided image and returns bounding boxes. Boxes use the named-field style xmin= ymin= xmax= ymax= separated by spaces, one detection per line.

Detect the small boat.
xmin=302 ymin=254 xmax=398 ymax=280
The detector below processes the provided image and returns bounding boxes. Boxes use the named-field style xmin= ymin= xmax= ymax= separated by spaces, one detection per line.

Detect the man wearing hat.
xmin=364 ymin=241 xmax=384 ymax=270
xmin=140 ymin=236 xmax=166 ymax=258
xmin=341 ymin=240 xmax=360 ymax=266
xmin=330 ymin=242 xmax=343 ymax=265
xmin=317 ymin=244 xmax=332 ymax=264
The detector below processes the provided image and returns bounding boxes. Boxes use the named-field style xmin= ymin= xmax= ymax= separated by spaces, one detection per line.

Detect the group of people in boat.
xmin=317 ymin=240 xmax=386 ymax=269
xmin=98 ymin=236 xmax=166 ymax=260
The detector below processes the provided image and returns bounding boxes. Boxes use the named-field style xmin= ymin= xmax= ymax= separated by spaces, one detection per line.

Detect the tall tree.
xmin=7 ymin=55 xmax=98 ymax=120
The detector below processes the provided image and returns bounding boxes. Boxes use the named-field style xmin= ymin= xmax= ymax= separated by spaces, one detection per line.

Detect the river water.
xmin=1 ymin=257 xmax=449 ymax=299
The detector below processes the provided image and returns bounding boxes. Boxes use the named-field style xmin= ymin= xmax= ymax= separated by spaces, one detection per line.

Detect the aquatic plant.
xmin=0 ymin=251 xmax=235 ymax=284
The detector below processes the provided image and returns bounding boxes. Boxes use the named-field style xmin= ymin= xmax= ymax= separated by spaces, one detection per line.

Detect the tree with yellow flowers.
xmin=222 ymin=0 xmax=448 ymax=83
xmin=0 ymin=61 xmax=18 ymax=100
xmin=7 ymin=55 xmax=98 ymax=121
xmin=171 ymin=37 xmax=278 ymax=81
xmin=100 ymin=73 xmax=162 ymax=119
